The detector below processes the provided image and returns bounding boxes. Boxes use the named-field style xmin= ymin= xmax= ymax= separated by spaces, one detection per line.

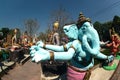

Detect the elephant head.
xmin=63 ymin=24 xmax=78 ymax=40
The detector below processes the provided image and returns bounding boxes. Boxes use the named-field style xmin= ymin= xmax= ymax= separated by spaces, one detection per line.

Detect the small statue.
xmin=52 ymin=21 xmax=60 ymax=45
xmin=22 ymin=31 xmax=29 ymax=46
xmin=12 ymin=29 xmax=18 ymax=45
xmin=106 ymin=27 xmax=120 ymax=59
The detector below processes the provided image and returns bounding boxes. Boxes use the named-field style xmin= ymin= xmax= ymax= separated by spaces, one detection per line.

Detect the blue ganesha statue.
xmin=30 ymin=22 xmax=114 ymax=80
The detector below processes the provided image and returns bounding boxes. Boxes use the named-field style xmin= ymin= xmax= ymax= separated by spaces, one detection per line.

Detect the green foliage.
xmin=1 ymin=28 xmax=9 ymax=37
xmin=93 ymin=16 xmax=120 ymax=41
xmin=101 ymin=21 xmax=112 ymax=41
xmin=0 ymin=28 xmax=9 ymax=39
xmin=94 ymin=21 xmax=103 ymax=40
xmin=112 ymin=15 xmax=120 ymax=35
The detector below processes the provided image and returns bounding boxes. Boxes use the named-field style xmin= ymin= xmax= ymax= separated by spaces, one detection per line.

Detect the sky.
xmin=0 ymin=0 xmax=120 ymax=33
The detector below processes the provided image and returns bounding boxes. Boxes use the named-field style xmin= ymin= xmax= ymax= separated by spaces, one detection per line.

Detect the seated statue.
xmin=106 ymin=33 xmax=120 ymax=57
xmin=30 ymin=23 xmax=114 ymax=80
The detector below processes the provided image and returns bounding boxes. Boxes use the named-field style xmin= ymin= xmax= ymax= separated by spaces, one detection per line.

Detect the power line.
xmin=91 ymin=0 xmax=120 ymax=19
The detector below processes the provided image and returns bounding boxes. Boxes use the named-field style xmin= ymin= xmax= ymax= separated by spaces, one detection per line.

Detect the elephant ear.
xmin=63 ymin=24 xmax=78 ymax=39
xmin=68 ymin=24 xmax=78 ymax=39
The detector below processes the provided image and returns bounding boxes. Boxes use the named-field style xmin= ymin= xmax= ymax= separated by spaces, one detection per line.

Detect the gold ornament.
xmin=53 ymin=21 xmax=59 ymax=29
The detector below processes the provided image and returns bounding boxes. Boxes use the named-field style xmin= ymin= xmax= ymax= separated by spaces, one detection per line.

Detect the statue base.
xmin=103 ymin=63 xmax=117 ymax=70
xmin=115 ymin=55 xmax=120 ymax=60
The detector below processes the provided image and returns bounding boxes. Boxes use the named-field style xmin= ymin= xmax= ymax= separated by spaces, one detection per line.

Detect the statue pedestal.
xmin=115 ymin=55 xmax=120 ymax=60
xmin=41 ymin=61 xmax=67 ymax=80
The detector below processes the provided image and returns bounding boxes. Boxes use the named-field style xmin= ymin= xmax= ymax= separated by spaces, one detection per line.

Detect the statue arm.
xmin=37 ymin=40 xmax=72 ymax=52
xmin=106 ymin=42 xmax=112 ymax=47
xmin=95 ymin=53 xmax=114 ymax=63
xmin=95 ymin=52 xmax=107 ymax=59
xmin=48 ymin=40 xmax=79 ymax=60
xmin=45 ymin=45 xmax=64 ymax=51
xmin=54 ymin=48 xmax=114 ymax=62
xmin=32 ymin=46 xmax=75 ymax=62
xmin=54 ymin=40 xmax=86 ymax=60
xmin=44 ymin=41 xmax=72 ymax=51
xmin=32 ymin=40 xmax=82 ymax=62
xmin=36 ymin=41 xmax=72 ymax=52
xmin=54 ymin=48 xmax=75 ymax=60
xmin=112 ymin=41 xmax=119 ymax=48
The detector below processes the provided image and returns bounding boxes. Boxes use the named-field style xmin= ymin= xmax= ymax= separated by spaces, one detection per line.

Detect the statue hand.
xmin=107 ymin=55 xmax=114 ymax=63
xmin=105 ymin=41 xmax=110 ymax=44
xmin=32 ymin=48 xmax=50 ymax=62
xmin=36 ymin=40 xmax=44 ymax=48
xmin=30 ymin=49 xmax=37 ymax=57
xmin=30 ymin=45 xmax=40 ymax=51
xmin=30 ymin=45 xmax=41 ymax=57
xmin=32 ymin=52 xmax=43 ymax=62
xmin=29 ymin=45 xmax=37 ymax=51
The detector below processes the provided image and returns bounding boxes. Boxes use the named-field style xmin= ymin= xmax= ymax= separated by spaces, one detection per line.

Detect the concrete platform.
xmin=89 ymin=59 xmax=119 ymax=80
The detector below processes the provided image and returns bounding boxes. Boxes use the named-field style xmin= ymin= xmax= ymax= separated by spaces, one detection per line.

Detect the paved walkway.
xmin=1 ymin=59 xmax=42 ymax=80
xmin=0 ymin=54 xmax=30 ymax=74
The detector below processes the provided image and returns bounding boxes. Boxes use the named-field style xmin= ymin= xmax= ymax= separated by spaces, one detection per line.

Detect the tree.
xmin=1 ymin=28 xmax=9 ymax=39
xmin=93 ymin=21 xmax=112 ymax=41
xmin=50 ymin=7 xmax=74 ymax=27
xmin=24 ymin=19 xmax=40 ymax=37
xmin=112 ymin=15 xmax=120 ymax=35
xmin=102 ymin=21 xmax=112 ymax=41
xmin=48 ymin=7 xmax=74 ymax=42
xmin=94 ymin=21 xmax=103 ymax=40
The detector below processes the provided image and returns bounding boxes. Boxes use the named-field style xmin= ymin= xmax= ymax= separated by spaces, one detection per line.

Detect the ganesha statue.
xmin=30 ymin=20 xmax=114 ymax=80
